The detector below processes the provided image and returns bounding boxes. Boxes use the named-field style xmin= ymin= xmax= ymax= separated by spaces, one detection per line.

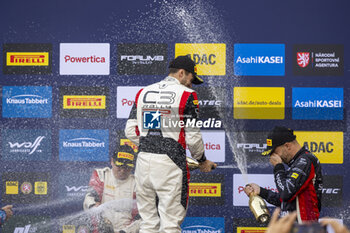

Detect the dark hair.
xmin=168 ymin=68 xmax=190 ymax=76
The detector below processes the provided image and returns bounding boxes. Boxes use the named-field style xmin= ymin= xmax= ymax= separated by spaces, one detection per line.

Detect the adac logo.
xmin=20 ymin=182 xmax=33 ymax=194
xmin=175 ymin=43 xmax=226 ymax=75
xmin=35 ymin=181 xmax=47 ymax=195
xmin=63 ymin=95 xmax=106 ymax=109
xmin=294 ymin=131 xmax=343 ymax=164
xmin=7 ymin=52 xmax=49 ymax=66
xmin=6 ymin=181 xmax=19 ymax=194
xmin=189 ymin=183 xmax=221 ymax=197
xmin=297 ymin=52 xmax=310 ymax=68
xmin=237 ymin=227 xmax=267 ymax=233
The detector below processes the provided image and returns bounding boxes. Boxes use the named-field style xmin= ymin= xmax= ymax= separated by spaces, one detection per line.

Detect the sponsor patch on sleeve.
xmin=291 ymin=173 xmax=299 ymax=179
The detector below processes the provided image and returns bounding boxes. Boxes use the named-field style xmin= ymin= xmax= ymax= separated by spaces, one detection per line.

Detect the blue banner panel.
xmin=181 ymin=217 xmax=225 ymax=233
xmin=2 ymin=86 xmax=52 ymax=118
xmin=292 ymin=87 xmax=343 ymax=120
xmin=1 ymin=129 xmax=52 ymax=161
xmin=59 ymin=129 xmax=109 ymax=161
xmin=234 ymin=44 xmax=285 ymax=76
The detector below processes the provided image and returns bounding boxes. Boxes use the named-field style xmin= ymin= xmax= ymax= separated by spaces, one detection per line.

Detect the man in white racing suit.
xmin=84 ymin=145 xmax=141 ymax=233
xmin=125 ymin=55 xmax=217 ymax=232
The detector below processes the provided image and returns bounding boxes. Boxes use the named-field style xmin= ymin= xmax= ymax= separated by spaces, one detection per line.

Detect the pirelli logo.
xmin=6 ymin=52 xmax=49 ymax=66
xmin=63 ymin=95 xmax=106 ymax=109
xmin=237 ymin=227 xmax=267 ymax=233
xmin=120 ymin=139 xmax=138 ymax=152
xmin=6 ymin=181 xmax=19 ymax=194
xmin=117 ymin=152 xmax=134 ymax=161
xmin=189 ymin=183 xmax=221 ymax=197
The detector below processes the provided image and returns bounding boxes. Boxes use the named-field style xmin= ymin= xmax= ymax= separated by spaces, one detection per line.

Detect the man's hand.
xmin=321 ymin=218 xmax=350 ymax=233
xmin=270 ymin=153 xmax=283 ymax=166
xmin=199 ymin=160 xmax=217 ymax=172
xmin=2 ymin=205 xmax=13 ymax=220
xmin=93 ymin=202 xmax=101 ymax=208
xmin=244 ymin=183 xmax=260 ymax=196
xmin=266 ymin=208 xmax=297 ymax=233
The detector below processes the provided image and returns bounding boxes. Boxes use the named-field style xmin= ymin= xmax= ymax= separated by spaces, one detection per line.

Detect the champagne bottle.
xmin=186 ymin=156 xmax=200 ymax=171
xmin=248 ymin=193 xmax=270 ymax=223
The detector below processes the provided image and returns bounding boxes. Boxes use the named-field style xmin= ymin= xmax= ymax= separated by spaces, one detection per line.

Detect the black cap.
xmin=112 ymin=145 xmax=136 ymax=168
xmin=168 ymin=55 xmax=203 ymax=84
xmin=261 ymin=126 xmax=296 ymax=156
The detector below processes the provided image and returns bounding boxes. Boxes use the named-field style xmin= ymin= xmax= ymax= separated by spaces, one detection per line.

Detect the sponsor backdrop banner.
xmin=1 ymin=129 xmax=52 ymax=161
xmin=2 ymin=172 xmax=50 ymax=204
xmin=0 ymin=2 xmax=349 ymax=233
xmin=59 ymin=129 xmax=109 ymax=161
xmin=181 ymin=217 xmax=225 ymax=233
xmin=59 ymin=86 xmax=109 ymax=118
xmin=187 ymin=130 xmax=225 ymax=162
xmin=1 ymin=215 xmax=50 ymax=233
xmin=2 ymin=86 xmax=52 ymax=118
xmin=116 ymin=86 xmax=144 ymax=118
xmin=3 ymin=43 xmax=52 ymax=74
xmin=234 ymin=43 xmax=285 ymax=76
xmin=233 ymin=87 xmax=285 ymax=119
xmin=293 ymin=44 xmax=344 ymax=76
xmin=60 ymin=43 xmax=110 ymax=75
xmin=294 ymin=131 xmax=343 ymax=164
xmin=117 ymin=43 xmax=168 ymax=75
xmin=233 ymin=174 xmax=276 ymax=207
xmin=189 ymin=174 xmax=225 ymax=206
xmin=175 ymin=43 xmax=226 ymax=75
xmin=292 ymin=87 xmax=343 ymax=120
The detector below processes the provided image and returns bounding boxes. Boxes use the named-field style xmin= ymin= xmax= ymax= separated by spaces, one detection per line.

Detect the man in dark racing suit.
xmin=244 ymin=126 xmax=323 ymax=223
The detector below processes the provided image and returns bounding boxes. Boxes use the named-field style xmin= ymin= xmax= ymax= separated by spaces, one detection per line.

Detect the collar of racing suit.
xmin=164 ymin=75 xmax=181 ymax=85
xmin=287 ymin=146 xmax=308 ymax=166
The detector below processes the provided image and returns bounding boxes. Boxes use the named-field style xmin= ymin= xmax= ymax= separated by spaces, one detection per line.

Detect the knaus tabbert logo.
xmin=120 ymin=55 xmax=164 ymax=64
xmin=8 ymin=136 xmax=45 ymax=154
xmin=182 ymin=226 xmax=222 ymax=233
xmin=6 ymin=94 xmax=49 ymax=105
xmin=62 ymin=138 xmax=105 ymax=148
